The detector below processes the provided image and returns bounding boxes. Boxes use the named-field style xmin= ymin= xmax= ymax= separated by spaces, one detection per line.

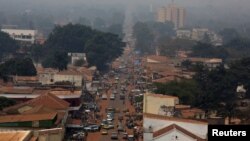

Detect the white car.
xmin=110 ymin=94 xmax=115 ymax=100
xmin=102 ymin=94 xmax=108 ymax=100
xmin=107 ymin=117 xmax=113 ymax=121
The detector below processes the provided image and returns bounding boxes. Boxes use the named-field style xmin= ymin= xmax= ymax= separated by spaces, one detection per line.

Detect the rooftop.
xmin=153 ymin=124 xmax=206 ymax=141
xmin=36 ymin=67 xmax=58 ymax=74
xmin=0 ymin=112 xmax=57 ymax=123
xmin=146 ymin=55 xmax=170 ymax=63
xmin=0 ymin=131 xmax=32 ymax=141
xmin=1 ymin=29 xmax=37 ymax=36
xmin=0 ymin=86 xmax=34 ymax=94
xmin=0 ymin=87 xmax=81 ymax=98
xmin=152 ymin=76 xmax=176 ymax=83
xmin=12 ymin=76 xmax=38 ymax=82
xmin=3 ymin=92 xmax=70 ymax=113
xmin=56 ymin=69 xmax=83 ymax=76
xmin=144 ymin=113 xmax=208 ymax=125
xmin=175 ymin=104 xmax=191 ymax=109
xmin=144 ymin=93 xmax=179 ymax=99
xmin=186 ymin=58 xmax=222 ymax=63
xmin=180 ymin=108 xmax=205 ymax=119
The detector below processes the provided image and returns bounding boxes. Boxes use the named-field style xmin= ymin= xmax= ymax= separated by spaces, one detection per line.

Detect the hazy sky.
xmin=1 ymin=0 xmax=250 ymax=30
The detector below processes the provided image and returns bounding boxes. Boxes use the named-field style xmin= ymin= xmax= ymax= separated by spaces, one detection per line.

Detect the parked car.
xmin=111 ymin=132 xmax=118 ymax=140
xmin=123 ymin=132 xmax=128 ymax=139
xmin=117 ymin=123 xmax=125 ymax=132
xmin=106 ymin=107 xmax=116 ymax=113
xmin=83 ymin=126 xmax=92 ymax=132
xmin=101 ymin=130 xmax=108 ymax=135
xmin=103 ymin=124 xmax=115 ymax=129
xmin=110 ymin=94 xmax=115 ymax=100
xmin=91 ymin=125 xmax=101 ymax=131
xmin=120 ymin=94 xmax=125 ymax=100
xmin=113 ymin=90 xmax=118 ymax=94
xmin=101 ymin=120 xmax=108 ymax=126
xmin=84 ymin=125 xmax=100 ymax=132
xmin=127 ymin=135 xmax=134 ymax=141
xmin=102 ymin=94 xmax=108 ymax=100
xmin=107 ymin=117 xmax=113 ymax=121
xmin=108 ymin=123 xmax=115 ymax=129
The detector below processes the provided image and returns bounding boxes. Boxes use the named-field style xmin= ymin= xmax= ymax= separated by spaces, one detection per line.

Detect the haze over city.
xmin=0 ymin=0 xmax=250 ymax=141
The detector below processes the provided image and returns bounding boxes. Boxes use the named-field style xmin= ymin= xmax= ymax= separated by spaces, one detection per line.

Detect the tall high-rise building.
xmin=156 ymin=4 xmax=186 ymax=29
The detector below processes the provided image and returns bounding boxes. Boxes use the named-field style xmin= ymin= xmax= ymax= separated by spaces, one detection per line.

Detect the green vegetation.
xmin=0 ymin=31 xmax=19 ymax=60
xmin=84 ymin=33 xmax=124 ymax=70
xmin=154 ymin=80 xmax=201 ymax=106
xmin=159 ymin=38 xmax=195 ymax=56
xmin=147 ymin=22 xmax=175 ymax=39
xmin=155 ymin=57 xmax=250 ymax=123
xmin=30 ymin=44 xmax=44 ymax=64
xmin=31 ymin=24 xmax=125 ymax=71
xmin=133 ymin=21 xmax=175 ymax=55
xmin=0 ymin=97 xmax=16 ymax=110
xmin=42 ymin=51 xmax=69 ymax=71
xmin=190 ymin=42 xmax=229 ymax=59
xmin=0 ymin=57 xmax=37 ymax=77
xmin=133 ymin=22 xmax=154 ymax=54
xmin=219 ymin=28 xmax=240 ymax=44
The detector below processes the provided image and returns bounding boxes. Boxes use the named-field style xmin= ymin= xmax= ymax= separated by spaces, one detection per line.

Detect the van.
xmin=102 ymin=94 xmax=108 ymax=100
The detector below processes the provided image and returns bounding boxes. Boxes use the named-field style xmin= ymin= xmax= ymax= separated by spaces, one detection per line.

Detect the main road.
xmin=87 ymin=53 xmax=138 ymax=141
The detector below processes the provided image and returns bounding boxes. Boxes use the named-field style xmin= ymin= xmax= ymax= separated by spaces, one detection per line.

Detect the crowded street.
xmin=82 ymin=47 xmax=145 ymax=141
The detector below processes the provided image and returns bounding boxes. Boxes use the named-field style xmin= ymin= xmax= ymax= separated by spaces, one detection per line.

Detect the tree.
xmin=219 ymin=28 xmax=240 ymax=44
xmin=154 ymin=80 xmax=202 ymax=105
xmin=133 ymin=22 xmax=154 ymax=54
xmin=84 ymin=33 xmax=124 ymax=70
xmin=224 ymin=38 xmax=250 ymax=59
xmin=159 ymin=38 xmax=195 ymax=56
xmin=0 ymin=97 xmax=16 ymax=110
xmin=0 ymin=57 xmax=37 ymax=76
xmin=194 ymin=65 xmax=239 ymax=122
xmin=191 ymin=42 xmax=228 ymax=59
xmin=229 ymin=57 xmax=250 ymax=98
xmin=42 ymin=51 xmax=68 ymax=71
xmin=0 ymin=31 xmax=19 ymax=60
xmin=30 ymin=44 xmax=45 ymax=64
xmin=45 ymin=24 xmax=94 ymax=53
xmin=43 ymin=24 xmax=124 ymax=71
xmin=147 ymin=22 xmax=175 ymax=40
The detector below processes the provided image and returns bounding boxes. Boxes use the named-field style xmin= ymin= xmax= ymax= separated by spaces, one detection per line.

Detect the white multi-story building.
xmin=191 ymin=28 xmax=209 ymax=41
xmin=68 ymin=53 xmax=87 ymax=65
xmin=176 ymin=30 xmax=191 ymax=39
xmin=1 ymin=29 xmax=37 ymax=44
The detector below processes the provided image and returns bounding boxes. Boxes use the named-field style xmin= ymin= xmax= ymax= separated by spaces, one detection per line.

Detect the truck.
xmin=120 ymin=93 xmax=125 ymax=100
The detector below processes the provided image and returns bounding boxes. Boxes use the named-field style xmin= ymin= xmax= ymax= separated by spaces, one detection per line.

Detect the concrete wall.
xmin=154 ymin=130 xmax=196 ymax=141
xmin=54 ymin=74 xmax=82 ymax=87
xmin=143 ymin=94 xmax=179 ymax=115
